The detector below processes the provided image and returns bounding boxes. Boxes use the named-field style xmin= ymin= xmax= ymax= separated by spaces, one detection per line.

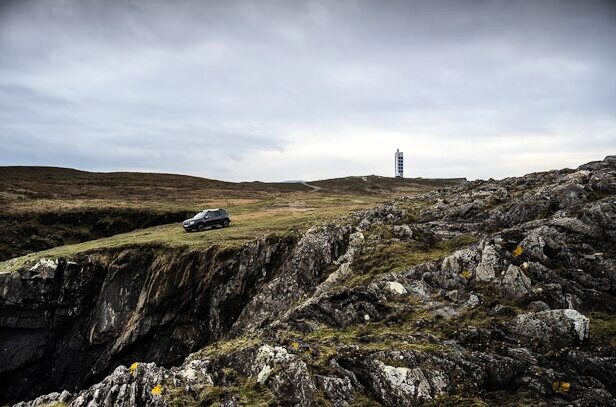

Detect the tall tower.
xmin=395 ymin=149 xmax=403 ymax=178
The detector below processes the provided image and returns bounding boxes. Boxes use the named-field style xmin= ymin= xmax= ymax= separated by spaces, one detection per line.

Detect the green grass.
xmin=189 ymin=337 xmax=262 ymax=361
xmin=1 ymin=166 xmax=457 ymax=266
xmin=425 ymin=395 xmax=489 ymax=406
xmin=301 ymin=323 xmax=445 ymax=354
xmin=163 ymin=377 xmax=273 ymax=407
xmin=347 ymin=229 xmax=479 ymax=287
xmin=0 ymin=166 xmax=455 ymax=214
xmin=350 ymin=393 xmax=384 ymax=406
xmin=588 ymin=311 xmax=616 ymax=349
xmin=0 ymin=194 xmax=383 ymax=273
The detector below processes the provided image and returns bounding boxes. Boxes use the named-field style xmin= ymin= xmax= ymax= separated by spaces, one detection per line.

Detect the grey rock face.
xmin=393 ymin=224 xmax=413 ymax=239
xmin=496 ymin=264 xmax=532 ymax=300
xmin=315 ymin=375 xmax=355 ymax=406
xmin=231 ymin=224 xmax=351 ymax=334
xmin=508 ymin=309 xmax=590 ymax=348
xmin=252 ymin=345 xmax=318 ymax=406
xmin=475 ymin=244 xmax=500 ymax=281
xmin=1 ymin=226 xmax=350 ymax=404
xmin=366 ymin=360 xmax=448 ymax=405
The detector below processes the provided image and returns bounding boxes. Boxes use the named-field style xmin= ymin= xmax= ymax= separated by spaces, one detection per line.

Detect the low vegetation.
xmin=348 ymin=223 xmax=479 ymax=286
xmin=588 ymin=311 xmax=616 ymax=350
xmin=0 ymin=166 xmax=460 ymax=272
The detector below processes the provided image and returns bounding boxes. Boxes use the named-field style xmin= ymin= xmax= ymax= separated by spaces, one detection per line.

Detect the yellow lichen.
xmin=291 ymin=341 xmax=300 ymax=351
xmin=459 ymin=270 xmax=471 ymax=279
xmin=512 ymin=246 xmax=524 ymax=257
xmin=151 ymin=384 xmax=163 ymax=395
xmin=129 ymin=362 xmax=139 ymax=376
xmin=552 ymin=381 xmax=570 ymax=392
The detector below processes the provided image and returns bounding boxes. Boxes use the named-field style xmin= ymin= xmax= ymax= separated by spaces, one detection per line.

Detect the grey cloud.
xmin=0 ymin=0 xmax=615 ymax=181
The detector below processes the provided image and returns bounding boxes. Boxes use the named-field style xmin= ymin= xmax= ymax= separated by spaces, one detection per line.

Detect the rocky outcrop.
xmin=508 ymin=309 xmax=590 ymax=348
xmin=0 ymin=225 xmax=351 ymax=404
xmin=4 ymin=156 xmax=616 ymax=406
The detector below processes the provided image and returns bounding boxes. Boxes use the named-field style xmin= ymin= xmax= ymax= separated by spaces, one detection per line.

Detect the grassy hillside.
xmin=1 ymin=194 xmax=384 ymax=273
xmin=0 ymin=166 xmax=462 ymax=265
xmin=0 ymin=166 xmax=307 ymax=212
xmin=309 ymin=174 xmax=464 ymax=195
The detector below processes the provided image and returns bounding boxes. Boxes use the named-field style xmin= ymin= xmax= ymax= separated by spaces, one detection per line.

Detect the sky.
xmin=0 ymin=0 xmax=615 ymax=182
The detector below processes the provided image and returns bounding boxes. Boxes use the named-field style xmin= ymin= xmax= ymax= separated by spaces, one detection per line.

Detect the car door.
xmin=212 ymin=210 xmax=222 ymax=226
xmin=205 ymin=210 xmax=219 ymax=227
xmin=201 ymin=211 xmax=211 ymax=227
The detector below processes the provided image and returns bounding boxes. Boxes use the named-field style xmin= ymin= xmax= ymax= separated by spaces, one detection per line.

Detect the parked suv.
xmin=183 ymin=208 xmax=231 ymax=232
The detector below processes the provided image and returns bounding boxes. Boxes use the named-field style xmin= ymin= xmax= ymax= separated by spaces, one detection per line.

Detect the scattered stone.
xmin=384 ymin=281 xmax=408 ymax=296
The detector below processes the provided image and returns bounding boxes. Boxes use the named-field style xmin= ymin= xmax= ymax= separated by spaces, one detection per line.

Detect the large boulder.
xmin=361 ymin=360 xmax=448 ymax=406
xmin=495 ymin=264 xmax=532 ymax=300
xmin=508 ymin=309 xmax=589 ymax=348
xmin=475 ymin=245 xmax=500 ymax=281
xmin=245 ymin=345 xmax=319 ymax=406
xmin=315 ymin=375 xmax=355 ymax=406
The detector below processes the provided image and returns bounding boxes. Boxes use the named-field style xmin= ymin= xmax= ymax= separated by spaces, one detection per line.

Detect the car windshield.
xmin=193 ymin=211 xmax=208 ymax=219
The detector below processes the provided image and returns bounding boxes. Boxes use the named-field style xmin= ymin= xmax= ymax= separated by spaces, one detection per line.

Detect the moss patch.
xmin=588 ymin=311 xmax=616 ymax=349
xmin=189 ymin=336 xmax=261 ymax=361
xmin=348 ymin=231 xmax=478 ymax=287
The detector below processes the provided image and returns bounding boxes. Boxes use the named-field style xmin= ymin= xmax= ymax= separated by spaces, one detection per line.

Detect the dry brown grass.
xmin=0 ymin=166 xmax=463 ymax=272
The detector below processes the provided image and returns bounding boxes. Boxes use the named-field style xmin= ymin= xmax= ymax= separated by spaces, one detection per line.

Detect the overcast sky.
xmin=0 ymin=0 xmax=614 ymax=181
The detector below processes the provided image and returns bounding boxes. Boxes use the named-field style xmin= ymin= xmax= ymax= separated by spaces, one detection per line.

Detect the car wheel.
xmin=197 ymin=224 xmax=205 ymax=232
xmin=223 ymin=219 xmax=230 ymax=228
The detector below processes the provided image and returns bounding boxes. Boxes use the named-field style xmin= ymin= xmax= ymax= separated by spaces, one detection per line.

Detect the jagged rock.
xmin=519 ymin=226 xmax=569 ymax=265
xmin=356 ymin=204 xmax=406 ymax=228
xmin=315 ymin=375 xmax=355 ymax=406
xmin=231 ymin=224 xmax=352 ymax=333
xmin=506 ymin=347 xmax=538 ymax=365
xmin=565 ymin=351 xmax=616 ymax=394
xmin=336 ymin=231 xmax=364 ymax=264
xmin=496 ymin=264 xmax=532 ymax=300
xmin=0 ymin=226 xmax=350 ymax=404
xmin=269 ymin=361 xmax=319 ymax=406
xmin=384 ymin=281 xmax=408 ymax=297
xmin=475 ymin=244 xmax=500 ymax=281
xmin=465 ymin=293 xmax=481 ymax=307
xmin=441 ymin=247 xmax=479 ymax=274
xmin=312 ymin=231 xmax=364 ymax=296
xmin=467 ymin=352 xmax=526 ymax=389
xmin=528 ymin=300 xmax=550 ymax=312
xmin=13 ymin=391 xmax=70 ymax=407
xmin=393 ymin=224 xmax=413 ymax=239
xmin=252 ymin=345 xmax=293 ymax=383
xmin=282 ymin=284 xmax=391 ymax=328
xmin=508 ymin=309 xmax=590 ymax=348
xmin=252 ymin=346 xmax=318 ymax=406
xmin=355 ymin=359 xmax=448 ymax=406
xmin=422 ymin=261 xmax=464 ymax=291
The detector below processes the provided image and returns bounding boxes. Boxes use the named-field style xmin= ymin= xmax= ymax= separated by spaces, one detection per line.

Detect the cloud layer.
xmin=1 ymin=0 xmax=615 ymax=181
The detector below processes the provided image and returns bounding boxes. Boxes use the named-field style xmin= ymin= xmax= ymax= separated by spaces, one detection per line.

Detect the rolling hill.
xmin=0 ymin=166 xmax=462 ymax=263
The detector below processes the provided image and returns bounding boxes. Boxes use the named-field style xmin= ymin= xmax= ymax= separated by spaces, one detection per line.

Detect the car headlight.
xmin=189 ymin=220 xmax=195 ymax=225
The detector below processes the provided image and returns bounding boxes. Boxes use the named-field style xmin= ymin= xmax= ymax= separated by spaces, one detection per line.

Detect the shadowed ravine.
xmin=0 ymin=228 xmax=350 ymax=404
